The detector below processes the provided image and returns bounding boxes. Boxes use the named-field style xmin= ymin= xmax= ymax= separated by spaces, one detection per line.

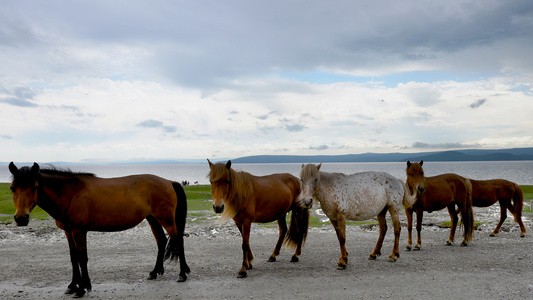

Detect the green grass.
xmin=522 ymin=185 xmax=533 ymax=213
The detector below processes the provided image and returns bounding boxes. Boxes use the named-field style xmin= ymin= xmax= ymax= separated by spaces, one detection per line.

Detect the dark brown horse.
xmin=9 ymin=162 xmax=189 ymax=298
xmin=405 ymin=161 xmax=474 ymax=250
xmin=468 ymin=179 xmax=527 ymax=237
xmin=207 ymin=159 xmax=309 ymax=278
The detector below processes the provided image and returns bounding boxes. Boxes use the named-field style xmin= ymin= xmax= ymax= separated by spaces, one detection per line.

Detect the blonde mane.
xmin=208 ymin=163 xmax=255 ymax=222
xmin=300 ymin=163 xmax=321 ymax=181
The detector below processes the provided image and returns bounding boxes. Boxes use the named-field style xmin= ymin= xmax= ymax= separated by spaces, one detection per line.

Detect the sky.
xmin=1 ymin=0 xmax=533 ymax=163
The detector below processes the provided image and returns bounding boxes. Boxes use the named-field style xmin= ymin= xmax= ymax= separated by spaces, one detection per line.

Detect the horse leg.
xmin=405 ymin=208 xmax=413 ymax=251
xmin=330 ymin=218 xmax=348 ymax=270
xmin=388 ymin=206 xmax=401 ymax=262
xmin=369 ymin=207 xmax=388 ymax=260
xmin=71 ymin=229 xmax=91 ymax=298
xmin=160 ymin=219 xmax=190 ymax=282
xmin=414 ymin=210 xmax=423 ymax=250
xmin=446 ymin=204 xmax=458 ymax=245
xmin=238 ymin=220 xmax=253 ymax=278
xmin=146 ymin=216 xmax=168 ymax=280
xmin=490 ymin=200 xmax=506 ymax=236
xmin=63 ymin=230 xmax=82 ymax=296
xmin=268 ymin=217 xmax=287 ymax=262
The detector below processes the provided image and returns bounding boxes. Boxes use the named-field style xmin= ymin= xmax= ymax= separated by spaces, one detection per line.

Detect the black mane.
xmin=39 ymin=165 xmax=95 ymax=177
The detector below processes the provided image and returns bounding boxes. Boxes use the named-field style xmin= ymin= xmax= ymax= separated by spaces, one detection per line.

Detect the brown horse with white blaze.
xmin=9 ymin=162 xmax=189 ymax=298
xmin=405 ymin=161 xmax=474 ymax=250
xmin=468 ymin=179 xmax=527 ymax=237
xmin=207 ymin=159 xmax=309 ymax=278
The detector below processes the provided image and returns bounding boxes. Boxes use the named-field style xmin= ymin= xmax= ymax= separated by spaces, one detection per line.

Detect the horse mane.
xmin=209 ymin=164 xmax=254 ymax=222
xmin=39 ymin=165 xmax=95 ymax=177
xmin=300 ymin=163 xmax=320 ymax=180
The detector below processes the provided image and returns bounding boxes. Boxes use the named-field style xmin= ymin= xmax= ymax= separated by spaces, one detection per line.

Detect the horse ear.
xmin=31 ymin=162 xmax=40 ymax=174
xmin=301 ymin=163 xmax=305 ymax=169
xmin=207 ymin=158 xmax=213 ymax=168
xmin=407 ymin=161 xmax=411 ymax=168
xmin=226 ymin=160 xmax=232 ymax=170
xmin=8 ymin=162 xmax=18 ymax=176
xmin=317 ymin=163 xmax=322 ymax=170
xmin=420 ymin=160 xmax=423 ymax=166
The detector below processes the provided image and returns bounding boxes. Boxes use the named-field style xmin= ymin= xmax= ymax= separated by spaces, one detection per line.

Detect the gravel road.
xmin=1 ymin=205 xmax=532 ymax=300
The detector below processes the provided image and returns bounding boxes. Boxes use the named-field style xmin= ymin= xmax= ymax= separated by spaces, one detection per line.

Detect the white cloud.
xmin=1 ymin=1 xmax=532 ymax=162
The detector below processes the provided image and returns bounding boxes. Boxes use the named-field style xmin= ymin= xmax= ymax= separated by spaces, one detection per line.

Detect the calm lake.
xmin=2 ymin=161 xmax=533 ymax=185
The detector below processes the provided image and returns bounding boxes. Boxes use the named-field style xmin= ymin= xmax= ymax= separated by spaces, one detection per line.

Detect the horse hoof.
xmin=337 ymin=265 xmax=346 ymax=270
xmin=405 ymin=246 xmax=412 ymax=251
xmin=72 ymin=290 xmax=86 ymax=298
xmin=237 ymin=271 xmax=247 ymax=278
xmin=460 ymin=242 xmax=468 ymax=247
xmin=520 ymin=234 xmax=525 ymax=238
xmin=413 ymin=246 xmax=421 ymax=251
xmin=387 ymin=257 xmax=397 ymax=262
xmin=368 ymin=255 xmax=377 ymax=260
xmin=177 ymin=275 xmax=187 ymax=282
xmin=147 ymin=274 xmax=157 ymax=280
xmin=489 ymin=232 xmax=497 ymax=237
xmin=267 ymin=257 xmax=276 ymax=262
xmin=290 ymin=256 xmax=299 ymax=263
xmin=65 ymin=288 xmax=75 ymax=295
xmin=445 ymin=241 xmax=453 ymax=246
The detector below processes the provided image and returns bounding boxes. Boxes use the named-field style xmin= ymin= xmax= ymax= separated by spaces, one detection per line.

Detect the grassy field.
xmin=1 ymin=183 xmax=532 ymax=226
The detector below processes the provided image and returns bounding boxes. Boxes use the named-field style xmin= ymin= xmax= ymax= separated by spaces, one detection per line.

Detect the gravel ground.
xmin=0 ymin=205 xmax=532 ymax=300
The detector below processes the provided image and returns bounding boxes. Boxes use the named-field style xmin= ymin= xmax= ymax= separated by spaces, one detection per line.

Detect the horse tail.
xmin=283 ymin=206 xmax=310 ymax=250
xmin=512 ymin=183 xmax=525 ymax=224
xmin=164 ymin=182 xmax=189 ymax=263
xmin=461 ymin=178 xmax=475 ymax=242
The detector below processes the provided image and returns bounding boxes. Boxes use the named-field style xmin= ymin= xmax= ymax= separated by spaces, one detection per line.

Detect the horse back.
xmin=57 ymin=174 xmax=177 ymax=230
xmin=469 ymin=179 xmax=519 ymax=207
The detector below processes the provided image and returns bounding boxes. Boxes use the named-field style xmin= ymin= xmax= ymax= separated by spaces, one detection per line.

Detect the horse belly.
xmin=332 ymin=188 xmax=387 ymax=221
xmin=85 ymin=198 xmax=149 ymax=231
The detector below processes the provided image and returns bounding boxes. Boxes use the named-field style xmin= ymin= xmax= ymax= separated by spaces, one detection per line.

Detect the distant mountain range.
xmin=3 ymin=147 xmax=533 ymax=166
xmin=231 ymin=147 xmax=533 ymax=164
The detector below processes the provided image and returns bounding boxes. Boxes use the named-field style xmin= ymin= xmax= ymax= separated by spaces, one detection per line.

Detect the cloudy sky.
xmin=1 ymin=1 xmax=533 ymax=163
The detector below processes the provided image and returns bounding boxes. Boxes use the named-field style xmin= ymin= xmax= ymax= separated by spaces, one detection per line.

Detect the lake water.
xmin=2 ymin=161 xmax=533 ymax=185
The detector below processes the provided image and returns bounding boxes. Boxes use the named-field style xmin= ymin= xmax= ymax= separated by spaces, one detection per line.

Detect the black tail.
xmin=164 ymin=182 xmax=190 ymax=280
xmin=461 ymin=179 xmax=474 ymax=243
xmin=283 ymin=206 xmax=310 ymax=249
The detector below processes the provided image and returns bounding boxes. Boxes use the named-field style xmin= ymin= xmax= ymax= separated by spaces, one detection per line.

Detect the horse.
xmin=405 ymin=160 xmax=474 ymax=250
xmin=9 ymin=162 xmax=190 ymax=298
xmin=468 ymin=179 xmax=527 ymax=237
xmin=298 ymin=163 xmax=414 ymax=270
xmin=207 ymin=159 xmax=309 ymax=278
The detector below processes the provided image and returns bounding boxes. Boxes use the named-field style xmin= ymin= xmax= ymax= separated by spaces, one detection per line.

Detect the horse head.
xmin=406 ymin=160 xmax=427 ymax=196
xmin=9 ymin=162 xmax=40 ymax=226
xmin=298 ymin=163 xmax=322 ymax=209
xmin=207 ymin=159 xmax=232 ymax=214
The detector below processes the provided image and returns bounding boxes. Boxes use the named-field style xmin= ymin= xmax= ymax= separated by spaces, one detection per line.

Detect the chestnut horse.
xmin=405 ymin=161 xmax=474 ymax=250
xmin=207 ymin=159 xmax=309 ymax=278
xmin=298 ymin=163 xmax=415 ymax=270
xmin=9 ymin=162 xmax=189 ymax=298
xmin=468 ymin=179 xmax=527 ymax=237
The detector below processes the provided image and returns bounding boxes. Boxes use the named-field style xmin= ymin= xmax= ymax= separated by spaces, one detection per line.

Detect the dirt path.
xmin=1 ymin=206 xmax=532 ymax=300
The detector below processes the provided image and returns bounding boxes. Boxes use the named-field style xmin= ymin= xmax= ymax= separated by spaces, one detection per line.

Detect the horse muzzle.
xmin=299 ymin=197 xmax=313 ymax=209
xmin=14 ymin=214 xmax=30 ymax=226
xmin=417 ymin=186 xmax=426 ymax=195
xmin=213 ymin=204 xmax=224 ymax=214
